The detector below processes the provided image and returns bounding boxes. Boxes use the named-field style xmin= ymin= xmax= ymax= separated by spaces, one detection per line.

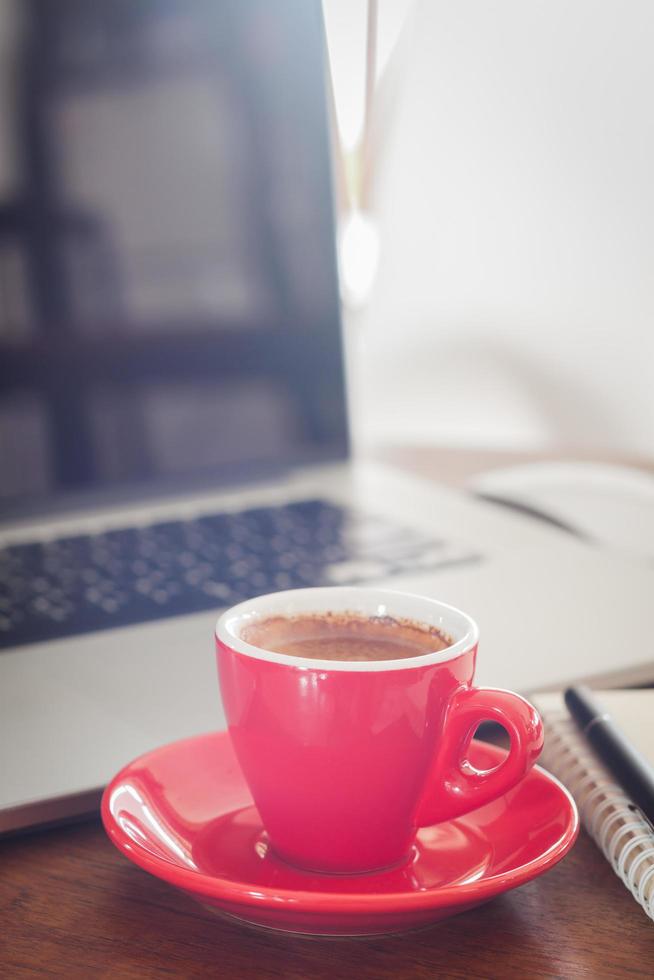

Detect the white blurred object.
xmin=323 ymin=0 xmax=414 ymax=153
xmin=472 ymin=461 xmax=654 ymax=561
xmin=323 ymin=1 xmax=415 ymax=308
xmin=322 ymin=0 xmax=369 ymax=153
xmin=338 ymin=210 xmax=380 ymax=308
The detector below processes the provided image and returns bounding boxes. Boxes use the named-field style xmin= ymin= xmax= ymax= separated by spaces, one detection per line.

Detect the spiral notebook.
xmin=532 ymin=690 xmax=654 ymax=922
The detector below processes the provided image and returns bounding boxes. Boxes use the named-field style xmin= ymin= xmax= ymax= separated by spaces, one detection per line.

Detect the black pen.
xmin=564 ymin=686 xmax=654 ymax=825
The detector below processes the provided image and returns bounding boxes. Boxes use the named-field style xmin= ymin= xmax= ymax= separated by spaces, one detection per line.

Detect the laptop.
xmin=1 ymin=0 xmax=652 ymax=834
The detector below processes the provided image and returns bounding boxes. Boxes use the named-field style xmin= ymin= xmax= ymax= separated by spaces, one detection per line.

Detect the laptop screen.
xmin=0 ymin=0 xmax=348 ymax=512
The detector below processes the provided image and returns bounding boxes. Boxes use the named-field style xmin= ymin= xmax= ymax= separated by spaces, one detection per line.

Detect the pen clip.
xmin=583 ymin=712 xmax=611 ymax=735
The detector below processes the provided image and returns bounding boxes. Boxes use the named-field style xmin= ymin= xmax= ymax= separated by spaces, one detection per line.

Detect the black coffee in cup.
xmin=241 ymin=612 xmax=452 ymax=662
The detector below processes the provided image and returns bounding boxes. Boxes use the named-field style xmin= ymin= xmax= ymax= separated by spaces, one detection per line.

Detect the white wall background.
xmin=348 ymin=0 xmax=654 ymax=456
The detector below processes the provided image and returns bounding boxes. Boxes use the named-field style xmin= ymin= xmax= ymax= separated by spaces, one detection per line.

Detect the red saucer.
xmin=102 ymin=732 xmax=578 ymax=937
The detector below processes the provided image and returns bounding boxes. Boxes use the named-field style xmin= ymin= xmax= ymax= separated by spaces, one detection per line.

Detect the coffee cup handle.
xmin=416 ymin=688 xmax=544 ymax=827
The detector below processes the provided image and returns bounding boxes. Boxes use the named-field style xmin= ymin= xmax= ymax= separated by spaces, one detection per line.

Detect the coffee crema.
xmin=240 ymin=612 xmax=453 ymax=662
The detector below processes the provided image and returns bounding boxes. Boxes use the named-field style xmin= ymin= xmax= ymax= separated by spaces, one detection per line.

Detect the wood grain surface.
xmin=2 ymin=817 xmax=653 ymax=979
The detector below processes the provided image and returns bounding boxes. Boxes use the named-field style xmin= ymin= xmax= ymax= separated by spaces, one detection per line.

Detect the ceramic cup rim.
xmin=215 ymin=587 xmax=479 ymax=672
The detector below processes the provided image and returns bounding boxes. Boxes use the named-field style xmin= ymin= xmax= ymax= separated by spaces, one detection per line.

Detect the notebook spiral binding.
xmin=541 ymin=720 xmax=654 ymax=922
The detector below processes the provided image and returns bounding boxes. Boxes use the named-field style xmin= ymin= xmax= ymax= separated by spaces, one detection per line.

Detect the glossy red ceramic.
xmin=102 ymin=731 xmax=578 ymax=937
xmin=216 ymin=588 xmax=543 ymax=872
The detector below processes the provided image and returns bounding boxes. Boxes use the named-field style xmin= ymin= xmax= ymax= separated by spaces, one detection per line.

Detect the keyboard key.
xmin=0 ymin=499 xmax=480 ymax=649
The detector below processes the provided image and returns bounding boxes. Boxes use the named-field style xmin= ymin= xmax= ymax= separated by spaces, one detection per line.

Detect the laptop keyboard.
xmin=0 ymin=499 xmax=480 ymax=649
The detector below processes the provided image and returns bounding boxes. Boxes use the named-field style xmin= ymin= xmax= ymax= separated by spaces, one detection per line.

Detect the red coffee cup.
xmin=215 ymin=587 xmax=543 ymax=875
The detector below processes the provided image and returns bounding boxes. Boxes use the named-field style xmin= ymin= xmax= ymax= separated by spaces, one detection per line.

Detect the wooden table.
xmin=2 ymin=447 xmax=654 ymax=978
xmin=2 ymin=816 xmax=652 ymax=979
